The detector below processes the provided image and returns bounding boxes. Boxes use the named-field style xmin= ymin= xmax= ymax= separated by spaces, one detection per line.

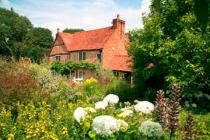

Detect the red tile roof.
xmin=59 ymin=27 xmax=114 ymax=51
xmin=109 ymin=55 xmax=132 ymax=72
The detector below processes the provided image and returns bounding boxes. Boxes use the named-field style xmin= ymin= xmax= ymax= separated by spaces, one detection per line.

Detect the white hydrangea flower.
xmin=95 ymin=101 xmax=108 ymax=110
xmin=139 ymin=120 xmax=164 ymax=138
xmin=103 ymin=94 xmax=119 ymax=104
xmin=92 ymin=115 xmax=119 ymax=136
xmin=134 ymin=100 xmax=141 ymax=103
xmin=85 ymin=107 xmax=96 ymax=113
xmin=73 ymin=107 xmax=87 ymax=123
xmin=117 ymin=119 xmax=129 ymax=132
xmin=134 ymin=101 xmax=154 ymax=114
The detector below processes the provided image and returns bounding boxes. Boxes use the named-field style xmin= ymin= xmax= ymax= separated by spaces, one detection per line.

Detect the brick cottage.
xmin=49 ymin=15 xmax=132 ymax=83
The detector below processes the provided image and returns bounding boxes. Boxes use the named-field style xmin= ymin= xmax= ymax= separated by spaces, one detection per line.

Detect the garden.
xmin=0 ymin=0 xmax=209 ymax=139
xmin=0 ymin=59 xmax=209 ymax=140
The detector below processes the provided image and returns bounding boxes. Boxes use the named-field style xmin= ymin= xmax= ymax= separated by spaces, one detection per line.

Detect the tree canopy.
xmin=0 ymin=8 xmax=53 ymax=62
xmin=63 ymin=28 xmax=84 ymax=34
xmin=129 ymin=0 xmax=210 ymax=108
xmin=0 ymin=8 xmax=32 ymax=57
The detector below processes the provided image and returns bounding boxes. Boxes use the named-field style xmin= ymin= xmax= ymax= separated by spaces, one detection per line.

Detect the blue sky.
xmin=0 ymin=0 xmax=151 ymax=35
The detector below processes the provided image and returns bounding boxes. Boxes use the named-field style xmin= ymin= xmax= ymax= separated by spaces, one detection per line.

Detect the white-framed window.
xmin=79 ymin=51 xmax=86 ymax=61
xmin=76 ymin=71 xmax=85 ymax=79
xmin=55 ymin=55 xmax=61 ymax=61
xmin=72 ymin=70 xmax=85 ymax=83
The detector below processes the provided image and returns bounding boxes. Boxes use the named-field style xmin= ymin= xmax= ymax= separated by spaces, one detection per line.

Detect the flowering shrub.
xmin=103 ymin=94 xmax=119 ymax=104
xmin=73 ymin=107 xmax=87 ymax=123
xmin=139 ymin=120 xmax=164 ymax=139
xmin=82 ymin=77 xmax=105 ymax=102
xmin=134 ymin=101 xmax=155 ymax=114
xmin=0 ymin=61 xmax=209 ymax=140
xmin=92 ymin=115 xmax=119 ymax=136
xmin=85 ymin=77 xmax=98 ymax=85
xmin=95 ymin=101 xmax=108 ymax=110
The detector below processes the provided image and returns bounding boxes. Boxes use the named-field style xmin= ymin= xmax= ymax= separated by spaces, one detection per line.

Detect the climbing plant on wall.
xmin=51 ymin=61 xmax=96 ymax=75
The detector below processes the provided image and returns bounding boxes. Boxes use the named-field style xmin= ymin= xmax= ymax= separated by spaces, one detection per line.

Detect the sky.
xmin=0 ymin=0 xmax=151 ymax=35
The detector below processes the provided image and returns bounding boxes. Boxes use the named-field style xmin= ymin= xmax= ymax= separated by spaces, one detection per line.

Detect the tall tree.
xmin=0 ymin=8 xmax=33 ymax=58
xmin=129 ymin=0 xmax=210 ymax=108
xmin=23 ymin=27 xmax=53 ymax=62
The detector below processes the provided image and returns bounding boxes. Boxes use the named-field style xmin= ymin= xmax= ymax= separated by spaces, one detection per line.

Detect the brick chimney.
xmin=112 ymin=14 xmax=125 ymax=36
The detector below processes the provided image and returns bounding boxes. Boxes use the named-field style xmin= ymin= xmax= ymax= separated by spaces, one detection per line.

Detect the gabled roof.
xmin=58 ymin=27 xmax=114 ymax=51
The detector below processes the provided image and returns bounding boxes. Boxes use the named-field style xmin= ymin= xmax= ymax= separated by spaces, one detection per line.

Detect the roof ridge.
xmin=60 ymin=26 xmax=113 ymax=35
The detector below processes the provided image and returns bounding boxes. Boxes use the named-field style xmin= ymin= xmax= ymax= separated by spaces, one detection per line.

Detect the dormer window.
xmin=55 ymin=55 xmax=61 ymax=61
xmin=79 ymin=51 xmax=86 ymax=61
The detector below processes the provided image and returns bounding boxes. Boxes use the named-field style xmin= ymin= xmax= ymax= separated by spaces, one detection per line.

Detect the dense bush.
xmin=128 ymin=0 xmax=210 ymax=109
xmin=0 ymin=60 xmax=36 ymax=103
xmin=105 ymin=78 xmax=137 ymax=102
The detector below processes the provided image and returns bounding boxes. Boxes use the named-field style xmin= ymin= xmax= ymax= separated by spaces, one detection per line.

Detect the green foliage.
xmin=105 ymin=78 xmax=137 ymax=102
xmin=152 ymin=0 xmax=209 ymax=32
xmin=0 ymin=8 xmax=53 ymax=62
xmin=51 ymin=61 xmax=96 ymax=75
xmin=63 ymin=28 xmax=84 ymax=34
xmin=25 ymin=27 xmax=53 ymax=48
xmin=82 ymin=78 xmax=105 ymax=101
xmin=129 ymin=0 xmax=210 ymax=108
xmin=0 ymin=8 xmax=32 ymax=57
xmin=23 ymin=27 xmax=53 ymax=62
xmin=95 ymin=62 xmax=115 ymax=84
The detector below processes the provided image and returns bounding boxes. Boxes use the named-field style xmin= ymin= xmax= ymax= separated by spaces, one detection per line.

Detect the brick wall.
xmin=69 ymin=50 xmax=101 ymax=63
xmin=102 ymin=30 xmax=128 ymax=70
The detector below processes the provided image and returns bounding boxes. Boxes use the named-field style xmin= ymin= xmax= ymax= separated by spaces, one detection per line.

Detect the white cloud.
xmin=0 ymin=0 xmax=10 ymax=8
xmin=4 ymin=0 xmax=151 ymax=36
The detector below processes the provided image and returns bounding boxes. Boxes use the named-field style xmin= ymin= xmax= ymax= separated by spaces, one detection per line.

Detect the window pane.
xmin=79 ymin=52 xmax=82 ymax=61
xmin=97 ymin=53 xmax=101 ymax=61
xmin=55 ymin=55 xmax=61 ymax=61
xmin=79 ymin=71 xmax=85 ymax=79
xmin=83 ymin=52 xmax=86 ymax=60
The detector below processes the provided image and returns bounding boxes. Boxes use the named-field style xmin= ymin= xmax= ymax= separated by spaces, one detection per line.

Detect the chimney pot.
xmin=117 ymin=14 xmax=119 ymax=19
xmin=112 ymin=14 xmax=125 ymax=36
xmin=57 ymin=28 xmax=60 ymax=33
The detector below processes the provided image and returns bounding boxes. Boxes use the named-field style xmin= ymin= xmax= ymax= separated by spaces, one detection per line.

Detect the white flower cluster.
xmin=92 ymin=115 xmax=128 ymax=136
xmin=139 ymin=120 xmax=164 ymax=138
xmin=95 ymin=101 xmax=108 ymax=110
xmin=134 ymin=101 xmax=154 ymax=114
xmin=103 ymin=94 xmax=119 ymax=104
xmin=73 ymin=107 xmax=87 ymax=123
xmin=95 ymin=94 xmax=119 ymax=110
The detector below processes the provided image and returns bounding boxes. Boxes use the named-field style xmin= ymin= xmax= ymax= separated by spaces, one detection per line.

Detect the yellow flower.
xmin=85 ymin=77 xmax=98 ymax=85
xmin=40 ymin=132 xmax=59 ymax=140
xmin=7 ymin=133 xmax=14 ymax=140
xmin=62 ymin=127 xmax=68 ymax=135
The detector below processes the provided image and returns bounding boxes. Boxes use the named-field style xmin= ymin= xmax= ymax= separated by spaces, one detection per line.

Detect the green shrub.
xmin=105 ymin=78 xmax=137 ymax=102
